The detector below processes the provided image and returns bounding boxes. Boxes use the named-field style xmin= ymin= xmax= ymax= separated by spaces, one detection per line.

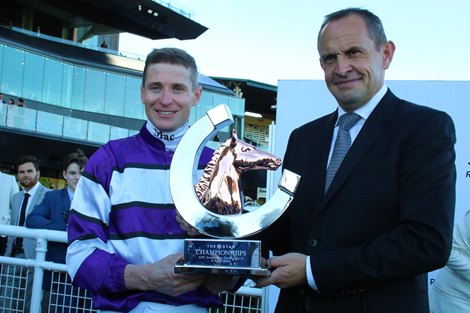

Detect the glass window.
xmin=213 ymin=94 xmax=229 ymax=109
xmin=124 ymin=77 xmax=144 ymax=119
xmin=63 ymin=116 xmax=87 ymax=140
xmin=0 ymin=102 xmax=7 ymax=127
xmin=6 ymin=106 xmax=36 ymax=131
xmin=37 ymin=111 xmax=63 ymax=135
xmin=0 ymin=45 xmax=4 ymax=87
xmin=88 ymin=121 xmax=110 ymax=143
xmin=71 ymin=66 xmax=86 ymax=110
xmin=84 ymin=68 xmax=106 ymax=113
xmin=1 ymin=46 xmax=25 ymax=96
xmin=23 ymin=52 xmax=45 ymax=101
xmin=110 ymin=126 xmax=130 ymax=140
xmin=228 ymin=96 xmax=245 ymax=117
xmin=104 ymin=73 xmax=125 ymax=116
xmin=61 ymin=63 xmax=74 ymax=108
xmin=197 ymin=92 xmax=213 ymax=120
xmin=43 ymin=58 xmax=64 ymax=105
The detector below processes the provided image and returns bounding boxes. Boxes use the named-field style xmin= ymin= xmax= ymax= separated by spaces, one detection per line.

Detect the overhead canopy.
xmin=2 ymin=0 xmax=207 ymax=40
xmin=211 ymin=77 xmax=277 ymax=120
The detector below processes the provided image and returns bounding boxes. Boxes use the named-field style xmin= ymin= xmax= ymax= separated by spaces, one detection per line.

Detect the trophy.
xmin=170 ymin=104 xmax=300 ymax=276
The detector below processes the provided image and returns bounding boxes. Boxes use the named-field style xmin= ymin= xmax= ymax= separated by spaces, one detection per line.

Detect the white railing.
xmin=0 ymin=224 xmax=265 ymax=312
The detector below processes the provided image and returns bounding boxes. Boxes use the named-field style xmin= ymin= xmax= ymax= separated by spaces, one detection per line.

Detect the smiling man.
xmin=255 ymin=8 xmax=456 ymax=313
xmin=66 ymin=48 xmax=239 ymax=313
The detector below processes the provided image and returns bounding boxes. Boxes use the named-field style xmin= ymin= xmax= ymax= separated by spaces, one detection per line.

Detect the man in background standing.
xmin=0 ymin=155 xmax=49 ymax=312
xmin=27 ymin=149 xmax=88 ymax=312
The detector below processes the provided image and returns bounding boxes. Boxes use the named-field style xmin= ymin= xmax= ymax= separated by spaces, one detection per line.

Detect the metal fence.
xmin=0 ymin=225 xmax=265 ymax=312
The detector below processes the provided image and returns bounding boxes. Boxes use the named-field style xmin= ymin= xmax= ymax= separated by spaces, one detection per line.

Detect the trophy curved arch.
xmin=170 ymin=104 xmax=300 ymax=239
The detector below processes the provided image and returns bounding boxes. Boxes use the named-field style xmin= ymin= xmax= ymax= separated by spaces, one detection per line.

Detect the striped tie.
xmin=325 ymin=113 xmax=362 ymax=193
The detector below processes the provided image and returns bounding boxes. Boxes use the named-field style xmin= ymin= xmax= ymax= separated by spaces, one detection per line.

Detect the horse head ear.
xmin=230 ymin=131 xmax=237 ymax=147
xmin=231 ymin=131 xmax=238 ymax=140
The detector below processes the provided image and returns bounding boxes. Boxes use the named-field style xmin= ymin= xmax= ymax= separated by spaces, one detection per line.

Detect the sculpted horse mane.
xmin=195 ymin=132 xmax=281 ymax=215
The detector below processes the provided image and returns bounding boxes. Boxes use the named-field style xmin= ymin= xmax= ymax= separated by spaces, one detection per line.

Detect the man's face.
xmin=63 ymin=163 xmax=81 ymax=191
xmin=318 ymin=14 xmax=395 ymax=112
xmin=17 ymin=162 xmax=39 ymax=190
xmin=141 ymin=63 xmax=201 ymax=131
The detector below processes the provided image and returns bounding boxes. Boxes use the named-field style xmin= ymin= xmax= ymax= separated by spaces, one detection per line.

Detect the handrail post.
xmin=30 ymin=236 xmax=47 ymax=312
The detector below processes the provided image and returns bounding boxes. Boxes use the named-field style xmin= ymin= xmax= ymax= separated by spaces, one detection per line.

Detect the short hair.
xmin=18 ymin=98 xmax=24 ymax=103
xmin=142 ymin=47 xmax=198 ymax=90
xmin=63 ymin=149 xmax=88 ymax=171
xmin=16 ymin=155 xmax=40 ymax=171
xmin=318 ymin=8 xmax=387 ymax=51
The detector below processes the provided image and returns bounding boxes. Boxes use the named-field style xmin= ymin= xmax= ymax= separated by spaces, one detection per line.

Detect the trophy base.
xmin=175 ymin=238 xmax=269 ymax=277
xmin=175 ymin=260 xmax=270 ymax=276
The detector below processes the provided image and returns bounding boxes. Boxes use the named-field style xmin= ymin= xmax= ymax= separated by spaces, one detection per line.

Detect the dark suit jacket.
xmin=263 ymin=90 xmax=456 ymax=313
xmin=26 ymin=188 xmax=70 ymax=264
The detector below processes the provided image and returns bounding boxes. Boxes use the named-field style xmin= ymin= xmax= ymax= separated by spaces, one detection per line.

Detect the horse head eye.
xmin=241 ymin=147 xmax=252 ymax=152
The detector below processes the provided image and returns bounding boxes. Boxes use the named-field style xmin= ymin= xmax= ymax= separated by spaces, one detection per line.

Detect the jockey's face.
xmin=141 ymin=63 xmax=201 ymax=131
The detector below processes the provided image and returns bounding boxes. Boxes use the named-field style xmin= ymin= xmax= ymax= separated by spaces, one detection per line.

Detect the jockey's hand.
xmin=124 ymin=253 xmax=205 ymax=297
xmin=176 ymin=212 xmax=200 ymax=236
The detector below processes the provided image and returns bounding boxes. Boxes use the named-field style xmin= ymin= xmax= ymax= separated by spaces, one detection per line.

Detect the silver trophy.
xmin=170 ymin=104 xmax=300 ymax=276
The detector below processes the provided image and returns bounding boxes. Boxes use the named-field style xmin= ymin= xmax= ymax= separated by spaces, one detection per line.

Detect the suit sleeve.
xmin=26 ymin=191 xmax=65 ymax=231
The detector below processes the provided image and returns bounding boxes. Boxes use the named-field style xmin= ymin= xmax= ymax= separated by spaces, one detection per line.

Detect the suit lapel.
xmin=62 ymin=188 xmax=71 ymax=210
xmin=319 ymin=90 xmax=399 ymax=210
xmin=27 ymin=185 xmax=45 ymax=215
xmin=12 ymin=193 xmax=23 ymax=225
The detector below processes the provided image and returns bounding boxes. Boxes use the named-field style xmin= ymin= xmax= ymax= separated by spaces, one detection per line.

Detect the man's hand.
xmin=124 ymin=253 xmax=205 ymax=297
xmin=253 ymin=252 xmax=307 ymax=288
xmin=176 ymin=212 xmax=200 ymax=236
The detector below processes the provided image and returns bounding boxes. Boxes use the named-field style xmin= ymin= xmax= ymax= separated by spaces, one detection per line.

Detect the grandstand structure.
xmin=0 ymin=0 xmax=245 ymax=180
xmin=0 ymin=0 xmax=270 ymax=311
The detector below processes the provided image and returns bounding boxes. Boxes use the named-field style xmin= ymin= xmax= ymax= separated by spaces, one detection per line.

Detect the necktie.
xmin=12 ymin=192 xmax=30 ymax=255
xmin=325 ymin=113 xmax=362 ymax=193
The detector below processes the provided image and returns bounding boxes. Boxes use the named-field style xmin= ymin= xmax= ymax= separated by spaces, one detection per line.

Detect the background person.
xmin=26 ymin=149 xmax=88 ymax=313
xmin=0 ymin=170 xmax=19 ymax=255
xmin=429 ymin=210 xmax=470 ymax=312
xmin=255 ymin=8 xmax=456 ymax=313
xmin=0 ymin=155 xmax=50 ymax=312
xmin=17 ymin=98 xmax=25 ymax=107
xmin=66 ymin=47 xmax=239 ymax=313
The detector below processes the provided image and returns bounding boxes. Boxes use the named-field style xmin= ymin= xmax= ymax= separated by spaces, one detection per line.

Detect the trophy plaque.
xmin=170 ymin=104 xmax=300 ymax=276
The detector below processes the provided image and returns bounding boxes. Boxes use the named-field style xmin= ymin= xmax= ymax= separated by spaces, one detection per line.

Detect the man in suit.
xmin=0 ymin=155 xmax=49 ymax=312
xmin=255 ymin=8 xmax=456 ymax=313
xmin=0 ymin=171 xmax=19 ymax=255
xmin=27 ymin=149 xmax=88 ymax=312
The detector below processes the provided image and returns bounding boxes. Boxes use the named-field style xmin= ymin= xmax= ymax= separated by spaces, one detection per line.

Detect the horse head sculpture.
xmin=195 ymin=132 xmax=281 ymax=215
